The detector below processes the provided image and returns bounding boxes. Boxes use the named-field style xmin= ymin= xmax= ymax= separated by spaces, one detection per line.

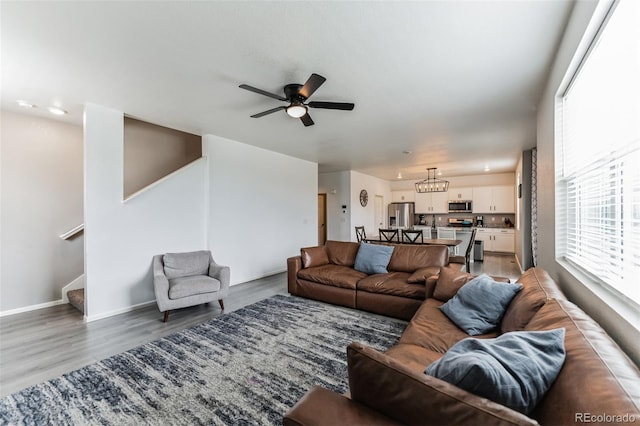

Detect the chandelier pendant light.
xmin=415 ymin=167 xmax=449 ymax=193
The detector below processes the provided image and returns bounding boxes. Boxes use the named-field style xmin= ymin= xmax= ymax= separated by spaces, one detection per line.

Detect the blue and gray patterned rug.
xmin=0 ymin=295 xmax=406 ymax=425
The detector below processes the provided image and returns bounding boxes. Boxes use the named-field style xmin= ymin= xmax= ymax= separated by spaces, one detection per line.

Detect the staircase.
xmin=67 ymin=289 xmax=85 ymax=314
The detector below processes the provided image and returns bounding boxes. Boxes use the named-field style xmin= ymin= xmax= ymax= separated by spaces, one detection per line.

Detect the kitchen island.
xmin=411 ymin=225 xmax=514 ymax=256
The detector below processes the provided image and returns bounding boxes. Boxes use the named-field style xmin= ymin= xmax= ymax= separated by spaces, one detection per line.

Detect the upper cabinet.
xmin=449 ymin=187 xmax=473 ymax=201
xmin=472 ymin=186 xmax=515 ymax=213
xmin=415 ymin=191 xmax=448 ymax=213
xmin=392 ymin=190 xmax=415 ymax=202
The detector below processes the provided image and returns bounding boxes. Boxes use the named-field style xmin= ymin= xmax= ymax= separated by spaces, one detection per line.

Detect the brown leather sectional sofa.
xmin=285 ymin=254 xmax=640 ymax=425
xmin=287 ymin=240 xmax=463 ymax=321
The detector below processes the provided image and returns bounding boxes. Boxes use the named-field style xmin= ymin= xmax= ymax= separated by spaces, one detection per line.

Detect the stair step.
xmin=67 ymin=288 xmax=85 ymax=314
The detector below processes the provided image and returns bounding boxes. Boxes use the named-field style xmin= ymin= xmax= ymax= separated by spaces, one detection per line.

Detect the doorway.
xmin=318 ymin=193 xmax=327 ymax=245
xmin=374 ymin=195 xmax=385 ymax=231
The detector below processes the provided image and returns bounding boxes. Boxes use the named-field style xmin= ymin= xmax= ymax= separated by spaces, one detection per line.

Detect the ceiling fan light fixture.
xmin=286 ymin=103 xmax=307 ymax=118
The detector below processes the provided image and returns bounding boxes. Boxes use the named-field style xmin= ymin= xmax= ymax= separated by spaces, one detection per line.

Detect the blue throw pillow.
xmin=353 ymin=243 xmax=394 ymax=274
xmin=440 ymin=274 xmax=522 ymax=335
xmin=425 ymin=329 xmax=566 ymax=414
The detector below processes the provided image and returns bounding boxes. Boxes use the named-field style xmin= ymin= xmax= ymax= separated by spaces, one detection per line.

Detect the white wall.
xmin=1 ymin=110 xmax=84 ymax=312
xmin=536 ymin=1 xmax=640 ymax=365
xmin=204 ymin=134 xmax=317 ymax=285
xmin=349 ymin=171 xmax=392 ymax=241
xmin=84 ymin=104 xmax=207 ymax=321
xmin=318 ymin=171 xmax=351 ymax=241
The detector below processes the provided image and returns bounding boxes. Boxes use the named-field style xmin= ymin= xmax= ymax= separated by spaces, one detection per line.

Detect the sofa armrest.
xmin=209 ymin=261 xmax=230 ymax=297
xmin=287 ymin=256 xmax=303 ymax=295
xmin=347 ymin=342 xmax=539 ymax=426
xmin=283 ymin=386 xmax=401 ymax=426
xmin=425 ymin=274 xmax=439 ymax=298
xmin=153 ymin=255 xmax=170 ymax=312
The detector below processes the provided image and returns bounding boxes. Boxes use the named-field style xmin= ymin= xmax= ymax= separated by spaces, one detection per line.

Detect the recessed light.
xmin=484 ymin=165 xmax=491 ymax=172
xmin=47 ymin=106 xmax=68 ymax=115
xmin=397 ymin=172 xmax=403 ymax=179
xmin=17 ymin=100 xmax=36 ymax=108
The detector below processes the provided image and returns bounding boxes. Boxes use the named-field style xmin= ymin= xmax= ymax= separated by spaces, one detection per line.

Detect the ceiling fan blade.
xmin=300 ymin=113 xmax=314 ymax=127
xmin=250 ymin=106 xmax=286 ymax=118
xmin=239 ymin=84 xmax=286 ymax=101
xmin=299 ymin=73 xmax=326 ymax=99
xmin=308 ymin=101 xmax=355 ymax=111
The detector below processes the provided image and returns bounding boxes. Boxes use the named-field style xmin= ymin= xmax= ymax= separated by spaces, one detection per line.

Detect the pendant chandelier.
xmin=415 ymin=167 xmax=449 ymax=193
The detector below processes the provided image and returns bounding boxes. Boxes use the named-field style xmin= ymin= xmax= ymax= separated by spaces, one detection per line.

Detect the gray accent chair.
xmin=153 ymin=250 xmax=230 ymax=322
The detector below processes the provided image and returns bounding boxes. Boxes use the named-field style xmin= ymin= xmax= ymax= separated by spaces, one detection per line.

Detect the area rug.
xmin=0 ymin=295 xmax=406 ymax=425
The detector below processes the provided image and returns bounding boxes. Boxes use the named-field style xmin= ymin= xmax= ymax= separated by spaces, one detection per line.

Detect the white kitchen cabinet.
xmin=472 ymin=186 xmax=515 ymax=213
xmin=475 ymin=228 xmax=515 ymax=253
xmin=414 ymin=191 xmax=448 ymax=213
xmin=492 ymin=186 xmax=515 ymax=213
xmin=449 ymin=187 xmax=473 ymax=201
xmin=392 ymin=190 xmax=415 ymax=202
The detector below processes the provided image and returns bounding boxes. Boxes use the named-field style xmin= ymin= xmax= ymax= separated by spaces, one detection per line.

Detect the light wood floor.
xmin=0 ymin=254 xmax=520 ymax=397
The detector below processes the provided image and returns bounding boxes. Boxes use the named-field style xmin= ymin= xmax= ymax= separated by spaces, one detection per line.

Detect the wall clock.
xmin=359 ymin=189 xmax=368 ymax=207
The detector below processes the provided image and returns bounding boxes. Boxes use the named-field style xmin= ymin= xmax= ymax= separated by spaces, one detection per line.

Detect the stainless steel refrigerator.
xmin=388 ymin=202 xmax=415 ymax=228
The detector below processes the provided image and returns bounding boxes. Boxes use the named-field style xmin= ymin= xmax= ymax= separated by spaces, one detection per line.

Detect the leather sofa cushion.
xmin=301 ymin=246 xmax=329 ymax=268
xmin=297 ymin=264 xmax=366 ymax=290
xmin=501 ymin=267 xmax=565 ymax=332
xmin=398 ymin=299 xmax=498 ymax=354
xmin=433 ymin=267 xmax=476 ymax=302
xmin=526 ymin=298 xmax=640 ymax=425
xmin=168 ymin=275 xmax=220 ymax=299
xmin=387 ymin=245 xmax=449 ymax=273
xmin=347 ymin=343 xmax=539 ymax=426
xmin=357 ymin=272 xmax=425 ymax=300
xmin=325 ymin=240 xmax=360 ymax=267
xmin=385 ymin=343 xmax=442 ymax=374
xmin=407 ymin=266 xmax=441 ymax=284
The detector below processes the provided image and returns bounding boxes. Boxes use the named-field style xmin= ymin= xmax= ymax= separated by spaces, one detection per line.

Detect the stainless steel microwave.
xmin=448 ymin=200 xmax=472 ymax=213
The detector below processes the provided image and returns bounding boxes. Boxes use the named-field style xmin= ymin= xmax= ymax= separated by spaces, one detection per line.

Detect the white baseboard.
xmin=85 ymin=300 xmax=156 ymax=323
xmin=230 ymin=268 xmax=287 ymax=286
xmin=62 ymin=274 xmax=85 ymax=303
xmin=0 ymin=299 xmax=65 ymax=317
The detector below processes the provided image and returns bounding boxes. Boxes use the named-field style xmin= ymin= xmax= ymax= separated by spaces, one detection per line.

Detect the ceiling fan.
xmin=239 ymin=73 xmax=354 ymax=127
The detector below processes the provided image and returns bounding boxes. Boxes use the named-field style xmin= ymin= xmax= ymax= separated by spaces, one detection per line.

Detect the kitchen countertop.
xmin=412 ymin=226 xmax=514 ymax=231
xmin=477 ymin=225 xmax=515 ymax=229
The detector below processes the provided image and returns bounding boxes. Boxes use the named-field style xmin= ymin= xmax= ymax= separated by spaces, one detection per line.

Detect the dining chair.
xmin=355 ymin=226 xmax=367 ymax=242
xmin=402 ymin=229 xmax=423 ymax=243
xmin=437 ymin=227 xmax=459 ymax=255
xmin=379 ymin=228 xmax=400 ymax=243
xmin=450 ymin=228 xmax=477 ymax=272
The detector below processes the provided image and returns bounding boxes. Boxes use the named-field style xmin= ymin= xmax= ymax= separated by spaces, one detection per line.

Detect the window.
xmin=557 ymin=0 xmax=640 ymax=307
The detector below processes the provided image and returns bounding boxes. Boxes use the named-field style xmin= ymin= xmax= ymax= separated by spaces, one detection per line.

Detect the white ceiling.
xmin=1 ymin=1 xmax=574 ymax=180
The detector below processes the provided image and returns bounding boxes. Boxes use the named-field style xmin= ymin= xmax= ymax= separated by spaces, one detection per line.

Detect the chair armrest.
xmin=153 ymin=255 xmax=170 ymax=312
xmin=287 ymin=256 xmax=303 ymax=295
xmin=209 ymin=261 xmax=230 ymax=296
xmin=283 ymin=386 xmax=401 ymax=426
xmin=347 ymin=342 xmax=539 ymax=426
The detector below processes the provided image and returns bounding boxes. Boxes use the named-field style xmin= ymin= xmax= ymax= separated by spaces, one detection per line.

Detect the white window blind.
xmin=559 ymin=0 xmax=640 ymax=306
